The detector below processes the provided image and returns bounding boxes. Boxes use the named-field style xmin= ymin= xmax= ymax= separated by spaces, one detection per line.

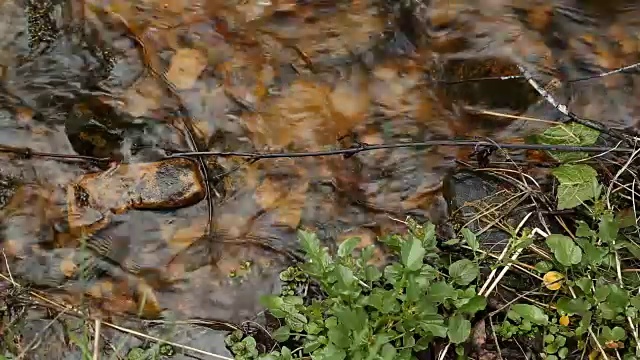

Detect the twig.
xmin=0 ymin=139 xmax=634 ymax=166
xmin=606 ymin=146 xmax=640 ymax=210
xmin=516 ymin=64 xmax=629 ymax=142
xmin=441 ymin=60 xmax=640 ymax=85
xmin=488 ymin=317 xmax=504 ymax=360
xmin=0 ymin=144 xmax=109 ymax=164
xmin=479 ymin=213 xmax=535 ymax=297
xmin=93 ymin=319 xmax=101 ymax=360
xmin=2 ymin=249 xmax=15 ymax=286
xmin=17 ymin=308 xmax=68 ymax=359
xmin=169 ymin=140 xmax=635 ymax=159
xmin=437 ymin=342 xmax=451 ymax=360
xmin=102 ymin=321 xmax=234 ymax=360
xmin=568 ymin=61 xmax=640 ymax=83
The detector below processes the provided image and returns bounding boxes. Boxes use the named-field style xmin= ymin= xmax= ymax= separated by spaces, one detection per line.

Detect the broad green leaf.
xmin=600 ymin=326 xmax=627 ymax=342
xmin=575 ymin=238 xmax=606 ymax=265
xmin=299 ymin=230 xmax=321 ymax=255
xmin=285 ymin=312 xmax=308 ymax=332
xmin=575 ymin=277 xmax=593 ymax=295
xmin=364 ymin=265 xmax=382 ymax=282
xmin=447 ymin=314 xmax=471 ymax=344
xmin=338 ymin=237 xmax=361 ymax=258
xmin=461 ymin=228 xmax=479 ymax=251
xmin=575 ymin=221 xmax=595 ymax=238
xmin=271 ymin=326 xmax=290 ymax=342
xmin=380 ymin=343 xmax=397 ymax=360
xmin=260 ymin=295 xmax=286 ymax=317
xmin=335 ymin=265 xmax=355 ymax=288
xmin=426 ymin=282 xmax=457 ymax=303
xmin=621 ymin=240 xmax=640 ymax=260
xmin=510 ymin=304 xmax=548 ymax=325
xmin=420 ymin=323 xmax=448 ymax=338
xmin=551 ymin=164 xmax=599 ymax=209
xmin=366 ymin=289 xmax=400 ymax=314
xmin=401 ymin=237 xmax=425 ymax=271
xmin=303 ymin=337 xmax=324 ymax=353
xmin=534 ymin=261 xmax=554 ymax=273
xmin=594 ymin=284 xmax=610 ymax=302
xmin=449 ymin=259 xmax=479 ymax=285
xmin=556 ymin=297 xmax=590 ymax=315
xmin=535 ymin=122 xmax=600 ymax=162
xmin=607 ymin=285 xmax=630 ymax=310
xmin=314 ymin=343 xmax=346 ymax=360
xmin=598 ymin=212 xmax=619 ymax=244
xmin=457 ymin=295 xmax=487 ymax=315
xmin=546 ymin=234 xmax=582 ymax=267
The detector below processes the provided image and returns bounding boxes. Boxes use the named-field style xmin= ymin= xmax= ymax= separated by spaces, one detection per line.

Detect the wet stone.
xmin=66 ymin=157 xmax=206 ymax=237
xmin=443 ymin=170 xmax=512 ymax=251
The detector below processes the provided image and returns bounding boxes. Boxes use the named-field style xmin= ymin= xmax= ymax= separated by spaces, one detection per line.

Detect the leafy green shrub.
xmin=226 ymin=221 xmax=485 ymax=359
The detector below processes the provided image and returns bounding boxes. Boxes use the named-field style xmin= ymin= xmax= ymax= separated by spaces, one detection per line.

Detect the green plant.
xmin=227 ymin=221 xmax=486 ymax=359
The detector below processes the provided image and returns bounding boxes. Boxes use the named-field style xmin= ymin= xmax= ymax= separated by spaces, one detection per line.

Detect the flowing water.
xmin=1 ymin=0 xmax=640 ymax=356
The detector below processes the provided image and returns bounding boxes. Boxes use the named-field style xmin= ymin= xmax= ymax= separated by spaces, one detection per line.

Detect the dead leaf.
xmin=471 ymin=319 xmax=487 ymax=350
xmin=166 ymin=48 xmax=207 ymax=90
xmin=543 ymin=271 xmax=564 ymax=290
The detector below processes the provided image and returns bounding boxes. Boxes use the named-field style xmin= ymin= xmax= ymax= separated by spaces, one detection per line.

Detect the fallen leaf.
xmin=543 ymin=271 xmax=564 ymax=290
xmin=471 ymin=319 xmax=487 ymax=350
xmin=166 ymin=48 xmax=207 ymax=90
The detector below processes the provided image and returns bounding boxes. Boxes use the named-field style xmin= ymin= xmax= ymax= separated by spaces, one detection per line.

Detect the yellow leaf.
xmin=543 ymin=271 xmax=564 ymax=290
xmin=559 ymin=315 xmax=570 ymax=326
xmin=166 ymin=48 xmax=207 ymax=90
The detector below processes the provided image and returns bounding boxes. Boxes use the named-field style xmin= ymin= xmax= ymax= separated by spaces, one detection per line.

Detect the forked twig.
xmin=517 ymin=64 xmax=629 ymax=142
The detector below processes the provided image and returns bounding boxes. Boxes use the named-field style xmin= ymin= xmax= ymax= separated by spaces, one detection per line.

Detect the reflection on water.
xmin=1 ymin=0 xmax=640 ymax=328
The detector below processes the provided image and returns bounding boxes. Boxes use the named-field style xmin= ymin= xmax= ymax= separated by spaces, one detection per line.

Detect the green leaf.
xmin=575 ymin=238 xmax=606 ymax=265
xmin=576 ymin=221 xmax=596 ymax=238
xmin=607 ymin=285 xmax=630 ymax=310
xmin=601 ymin=326 xmax=627 ymax=342
xmin=510 ymin=304 xmax=548 ymax=325
xmin=447 ymin=314 xmax=471 ymax=344
xmin=457 ymin=295 xmax=487 ymax=315
xmin=364 ymin=265 xmax=382 ymax=282
xmin=461 ymin=228 xmax=479 ymax=251
xmin=261 ymin=295 xmax=286 ymax=317
xmin=381 ymin=343 xmax=397 ymax=360
xmin=338 ymin=237 xmax=361 ymax=258
xmin=285 ymin=312 xmax=308 ymax=332
xmin=401 ymin=237 xmax=425 ymax=271
xmin=534 ymin=261 xmax=554 ymax=273
xmin=299 ymin=230 xmax=321 ymax=255
xmin=546 ymin=234 xmax=582 ymax=267
xmin=426 ymin=282 xmax=457 ymax=303
xmin=272 ymin=326 xmax=290 ymax=342
xmin=314 ymin=343 xmax=346 ymax=360
xmin=536 ymin=122 xmax=600 ymax=162
xmin=558 ymin=347 xmax=569 ymax=359
xmin=449 ymin=259 xmax=479 ymax=286
xmin=621 ymin=240 xmax=640 ymax=260
xmin=575 ymin=277 xmax=593 ymax=295
xmin=594 ymin=284 xmax=611 ymax=302
xmin=335 ymin=264 xmax=355 ymax=288
xmin=598 ymin=212 xmax=619 ymax=244
xmin=556 ymin=297 xmax=590 ymax=315
xmin=551 ymin=164 xmax=599 ymax=209
xmin=598 ymin=303 xmax=617 ymax=320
